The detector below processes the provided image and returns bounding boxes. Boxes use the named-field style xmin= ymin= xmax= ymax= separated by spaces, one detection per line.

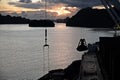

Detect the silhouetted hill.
xmin=66 ymin=7 xmax=118 ymax=28
xmin=0 ymin=14 xmax=30 ymax=24
xmin=0 ymin=14 xmax=55 ymax=27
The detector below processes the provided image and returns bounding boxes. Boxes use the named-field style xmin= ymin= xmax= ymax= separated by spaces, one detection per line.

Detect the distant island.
xmin=0 ymin=14 xmax=29 ymax=24
xmin=0 ymin=14 xmax=55 ymax=27
xmin=29 ymin=20 xmax=55 ymax=27
xmin=66 ymin=7 xmax=119 ymax=28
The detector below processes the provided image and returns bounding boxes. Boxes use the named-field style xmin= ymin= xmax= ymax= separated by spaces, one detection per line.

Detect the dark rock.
xmin=64 ymin=60 xmax=81 ymax=80
xmin=38 ymin=60 xmax=81 ymax=80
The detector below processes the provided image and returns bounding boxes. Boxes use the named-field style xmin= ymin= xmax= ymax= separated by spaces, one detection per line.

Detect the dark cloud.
xmin=9 ymin=0 xmax=102 ymax=9
xmin=9 ymin=2 xmax=44 ymax=9
xmin=47 ymin=0 xmax=102 ymax=8
xmin=9 ymin=1 xmax=55 ymax=9
xmin=19 ymin=0 xmax=32 ymax=3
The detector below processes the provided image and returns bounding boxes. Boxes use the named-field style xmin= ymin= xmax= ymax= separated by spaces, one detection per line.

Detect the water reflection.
xmin=55 ymin=23 xmax=66 ymax=29
xmin=0 ymin=24 xmax=115 ymax=80
xmin=0 ymin=24 xmax=33 ymax=31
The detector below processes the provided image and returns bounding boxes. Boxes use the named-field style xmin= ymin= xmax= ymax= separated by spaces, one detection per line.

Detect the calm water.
xmin=0 ymin=23 xmax=116 ymax=80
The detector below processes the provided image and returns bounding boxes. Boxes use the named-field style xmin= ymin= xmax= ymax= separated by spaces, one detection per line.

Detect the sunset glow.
xmin=0 ymin=0 xmax=32 ymax=13
xmin=0 ymin=0 xmax=72 ymax=16
xmin=0 ymin=0 xmax=102 ymax=19
xmin=92 ymin=6 xmax=105 ymax=9
xmin=0 ymin=4 xmax=37 ymax=13
xmin=57 ymin=7 xmax=71 ymax=15
xmin=48 ymin=7 xmax=71 ymax=16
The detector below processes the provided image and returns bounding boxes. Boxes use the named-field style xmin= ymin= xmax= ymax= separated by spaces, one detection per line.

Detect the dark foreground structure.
xmin=97 ymin=36 xmax=120 ymax=80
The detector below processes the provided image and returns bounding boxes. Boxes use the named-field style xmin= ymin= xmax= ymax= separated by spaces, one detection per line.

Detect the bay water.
xmin=0 ymin=23 xmax=115 ymax=80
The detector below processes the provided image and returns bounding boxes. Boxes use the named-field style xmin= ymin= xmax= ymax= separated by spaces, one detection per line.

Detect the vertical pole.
xmin=43 ymin=47 xmax=45 ymax=74
xmin=43 ymin=0 xmax=50 ymax=75
xmin=43 ymin=27 xmax=50 ymax=74
xmin=43 ymin=0 xmax=50 ymax=72
xmin=43 ymin=45 xmax=50 ymax=74
xmin=45 ymin=29 xmax=47 ymax=45
xmin=45 ymin=0 xmax=47 ymax=19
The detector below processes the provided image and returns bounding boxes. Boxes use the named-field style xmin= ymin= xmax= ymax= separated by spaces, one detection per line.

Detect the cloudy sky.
xmin=0 ymin=0 xmax=102 ymax=19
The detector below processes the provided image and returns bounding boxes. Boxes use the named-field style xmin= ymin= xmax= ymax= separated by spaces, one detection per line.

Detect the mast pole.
xmin=43 ymin=0 xmax=50 ymax=75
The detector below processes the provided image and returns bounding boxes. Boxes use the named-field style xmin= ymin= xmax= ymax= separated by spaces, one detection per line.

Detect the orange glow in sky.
xmin=0 ymin=1 xmax=74 ymax=16
xmin=92 ymin=5 xmax=105 ymax=9
xmin=48 ymin=7 xmax=71 ymax=16
xmin=0 ymin=0 xmax=78 ymax=18
xmin=0 ymin=5 xmax=37 ymax=13
xmin=0 ymin=0 xmax=35 ymax=13
xmin=57 ymin=7 xmax=71 ymax=15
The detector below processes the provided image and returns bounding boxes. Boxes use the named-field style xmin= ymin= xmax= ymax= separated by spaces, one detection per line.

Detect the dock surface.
xmin=79 ymin=52 xmax=103 ymax=80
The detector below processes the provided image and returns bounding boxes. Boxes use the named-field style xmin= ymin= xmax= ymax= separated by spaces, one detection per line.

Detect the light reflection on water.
xmin=0 ymin=23 xmax=115 ymax=80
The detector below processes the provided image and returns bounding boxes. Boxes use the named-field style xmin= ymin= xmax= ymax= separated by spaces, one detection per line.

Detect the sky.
xmin=0 ymin=0 xmax=102 ymax=19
